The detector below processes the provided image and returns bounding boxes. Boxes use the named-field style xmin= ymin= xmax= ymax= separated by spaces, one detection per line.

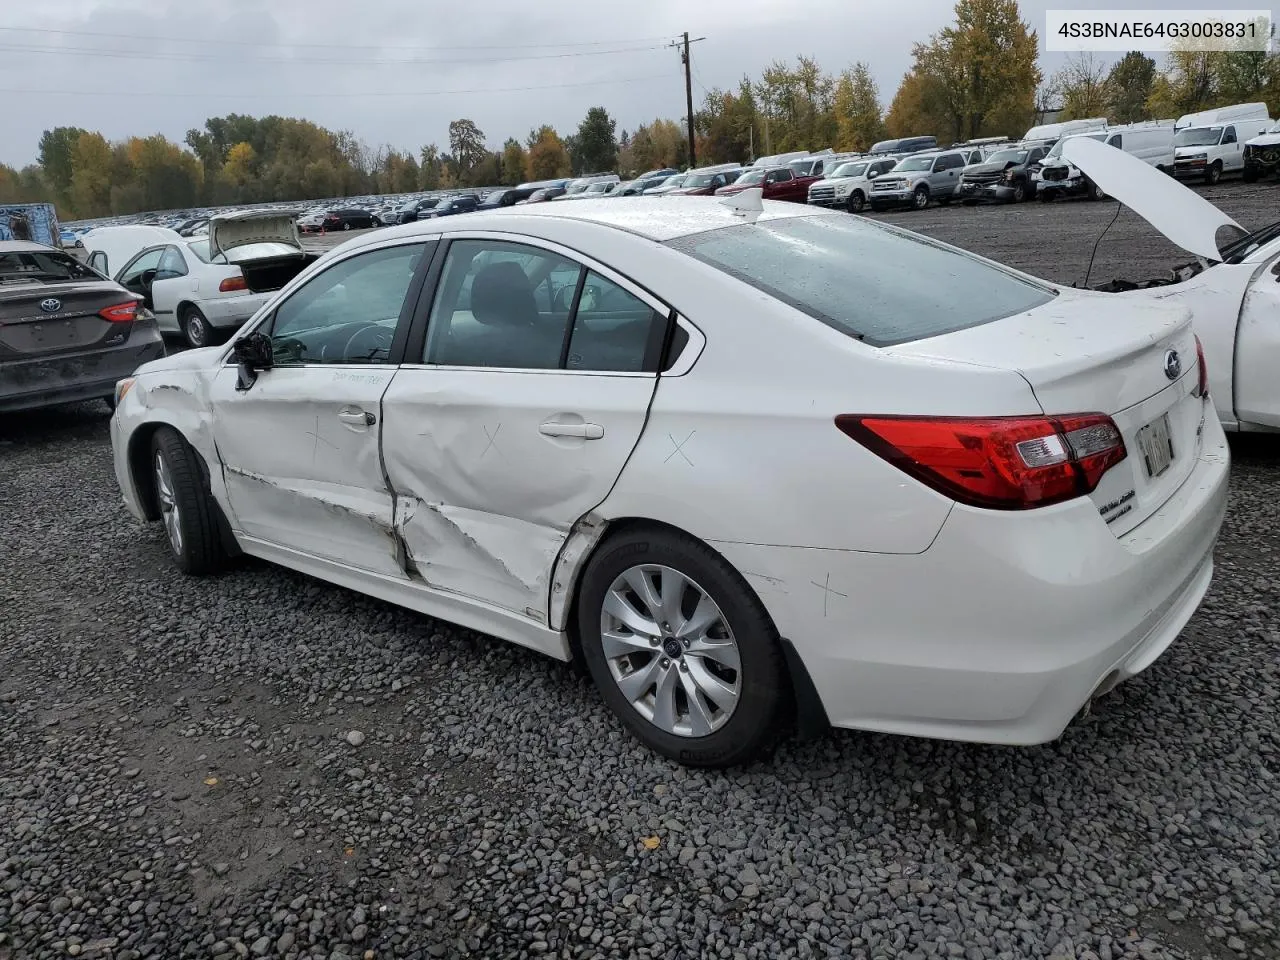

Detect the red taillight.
xmin=835 ymin=413 xmax=1128 ymax=510
xmin=1194 ymin=334 xmax=1208 ymax=398
xmin=98 ymin=301 xmax=138 ymax=323
xmin=219 ymin=275 xmax=248 ymax=293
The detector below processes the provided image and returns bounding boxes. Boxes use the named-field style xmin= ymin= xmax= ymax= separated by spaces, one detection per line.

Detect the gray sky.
xmin=1 ymin=0 xmax=1188 ymax=167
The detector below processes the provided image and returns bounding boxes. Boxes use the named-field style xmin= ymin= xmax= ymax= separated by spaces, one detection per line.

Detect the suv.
xmin=422 ymin=196 xmax=480 ymax=218
xmin=956 ymin=144 xmax=1049 ymax=204
xmin=807 ymin=157 xmax=897 ymax=212
xmin=869 ymin=150 xmax=968 ymax=210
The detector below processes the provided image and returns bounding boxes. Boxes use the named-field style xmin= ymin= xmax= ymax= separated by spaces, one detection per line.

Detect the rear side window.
xmin=667 ymin=216 xmax=1055 ymax=346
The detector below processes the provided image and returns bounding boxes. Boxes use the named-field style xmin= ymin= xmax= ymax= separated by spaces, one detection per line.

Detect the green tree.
xmin=501 ymin=138 xmax=527 ymax=184
xmin=38 ymin=126 xmax=89 ymax=202
xmin=833 ymin=63 xmax=885 ymax=151
xmin=1054 ymin=53 xmax=1110 ymax=120
xmin=68 ymin=132 xmax=114 ymax=218
xmin=1106 ymin=52 xmax=1157 ymax=122
xmin=526 ymin=126 xmax=571 ymax=179
xmin=419 ymin=144 xmax=442 ymax=190
xmin=448 ymin=119 xmax=486 ymax=175
xmin=1148 ymin=50 xmax=1219 ymax=117
xmin=574 ymin=107 xmax=617 ymax=173
xmin=695 ymin=77 xmax=758 ymax=164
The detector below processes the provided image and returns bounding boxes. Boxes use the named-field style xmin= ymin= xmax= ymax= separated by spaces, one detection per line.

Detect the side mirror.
xmin=233 ymin=331 xmax=274 ymax=391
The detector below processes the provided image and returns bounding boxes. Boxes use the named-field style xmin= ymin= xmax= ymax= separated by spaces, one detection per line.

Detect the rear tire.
xmin=150 ymin=427 xmax=226 ymax=576
xmin=182 ymin=306 xmax=215 ymax=349
xmin=577 ymin=526 xmax=788 ymax=768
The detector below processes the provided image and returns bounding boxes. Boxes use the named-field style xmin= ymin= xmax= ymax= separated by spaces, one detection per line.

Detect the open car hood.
xmin=1062 ymin=136 xmax=1244 ymax=262
xmin=208 ymin=210 xmax=303 ymax=260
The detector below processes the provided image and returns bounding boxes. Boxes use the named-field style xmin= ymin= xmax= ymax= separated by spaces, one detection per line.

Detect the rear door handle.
xmin=338 ymin=409 xmax=376 ymax=426
xmin=540 ymin=421 xmax=604 ymax=439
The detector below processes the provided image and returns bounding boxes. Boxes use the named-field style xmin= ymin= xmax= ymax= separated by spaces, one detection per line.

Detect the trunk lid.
xmin=208 ymin=210 xmax=303 ymax=262
xmin=886 ymin=289 xmax=1206 ymax=535
xmin=0 ymin=280 xmax=139 ymax=359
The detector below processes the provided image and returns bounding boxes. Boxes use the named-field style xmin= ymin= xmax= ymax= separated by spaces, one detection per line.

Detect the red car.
xmin=713 ymin=166 xmax=817 ymax=203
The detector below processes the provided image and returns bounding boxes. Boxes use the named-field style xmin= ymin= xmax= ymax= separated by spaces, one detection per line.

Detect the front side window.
xmin=118 ymin=248 xmax=164 ymax=286
xmin=766 ymin=169 xmax=792 ymax=183
xmin=667 ymin=215 xmax=1055 ymax=347
xmin=267 ymin=242 xmax=427 ymax=365
xmin=156 ymin=246 xmax=188 ymax=280
xmin=424 ymin=240 xmax=665 ymax=372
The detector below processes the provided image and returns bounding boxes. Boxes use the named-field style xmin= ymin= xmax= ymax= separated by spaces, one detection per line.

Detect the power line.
xmin=0 ymin=40 xmax=670 ymax=66
xmin=0 ymin=74 xmax=669 ymax=99
xmin=0 ymin=24 xmax=681 ymax=51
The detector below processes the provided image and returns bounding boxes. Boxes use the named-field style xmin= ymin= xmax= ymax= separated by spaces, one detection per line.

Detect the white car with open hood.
xmin=1065 ymin=135 xmax=1280 ymax=434
xmin=108 ymin=192 xmax=1228 ymax=767
xmin=85 ymin=211 xmax=316 ymax=348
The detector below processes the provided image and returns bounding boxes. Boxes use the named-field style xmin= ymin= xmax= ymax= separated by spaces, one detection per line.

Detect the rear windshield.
xmin=0 ymin=248 xmax=99 ymax=282
xmin=666 ymin=216 xmax=1055 ymax=346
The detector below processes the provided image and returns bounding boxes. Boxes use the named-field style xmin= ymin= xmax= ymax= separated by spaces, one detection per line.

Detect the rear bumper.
xmin=0 ymin=327 xmax=165 ymax=412
xmin=712 ymin=414 xmax=1230 ymax=745
xmin=198 ymin=292 xmax=273 ymax=330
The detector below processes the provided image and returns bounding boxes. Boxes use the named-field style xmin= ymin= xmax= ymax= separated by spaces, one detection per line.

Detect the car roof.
xmin=338 ymin=196 xmax=819 ymax=246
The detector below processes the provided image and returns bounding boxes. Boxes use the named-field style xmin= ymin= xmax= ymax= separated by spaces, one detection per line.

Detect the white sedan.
xmin=1066 ymin=135 xmax=1280 ymax=433
xmin=109 ymin=193 xmax=1229 ymax=767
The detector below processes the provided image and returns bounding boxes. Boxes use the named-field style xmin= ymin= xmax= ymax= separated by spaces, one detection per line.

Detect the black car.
xmin=477 ymin=187 xmax=540 ymax=210
xmin=396 ymin=198 xmax=443 ymax=224
xmin=0 ymin=240 xmax=165 ymax=413
xmin=322 ymin=208 xmax=379 ymax=231
xmin=422 ymin=196 xmax=480 ymax=218
xmin=956 ymin=145 xmax=1049 ymax=204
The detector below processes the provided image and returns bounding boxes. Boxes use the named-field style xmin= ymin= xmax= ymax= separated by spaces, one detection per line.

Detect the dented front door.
xmin=1234 ymin=263 xmax=1280 ymax=429
xmin=209 ymin=364 xmax=405 ymax=579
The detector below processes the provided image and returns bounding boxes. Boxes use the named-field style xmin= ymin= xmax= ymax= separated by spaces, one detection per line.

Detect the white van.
xmin=1022 ymin=117 xmax=1107 ymax=144
xmin=1173 ymin=103 xmax=1272 ymax=183
xmin=1035 ymin=123 xmax=1175 ymax=200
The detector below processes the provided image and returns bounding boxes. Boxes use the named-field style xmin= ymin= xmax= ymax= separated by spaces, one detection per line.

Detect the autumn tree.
xmin=500 ymin=138 xmax=527 ymax=185
xmin=448 ymin=119 xmax=486 ymax=176
xmin=1148 ymin=49 xmax=1219 ymax=117
xmin=1054 ymin=54 xmax=1110 ymax=120
xmin=833 ymin=63 xmax=885 ymax=151
xmin=419 ymin=144 xmax=442 ymax=190
xmin=1106 ymin=52 xmax=1157 ymax=122
xmin=695 ymin=78 xmax=757 ymax=165
xmin=68 ymin=132 xmax=114 ymax=219
xmin=526 ymin=125 xmax=571 ymax=179
xmin=574 ymin=107 xmax=618 ymax=174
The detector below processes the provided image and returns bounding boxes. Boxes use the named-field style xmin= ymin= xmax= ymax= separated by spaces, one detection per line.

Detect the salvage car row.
xmin=82 ymin=137 xmax=1277 ymax=771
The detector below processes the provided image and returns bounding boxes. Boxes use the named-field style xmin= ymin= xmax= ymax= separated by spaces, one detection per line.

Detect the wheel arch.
xmin=554 ymin=514 xmax=829 ymax=739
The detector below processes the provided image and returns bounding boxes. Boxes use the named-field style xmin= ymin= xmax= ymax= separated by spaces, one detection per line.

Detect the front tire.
xmin=1243 ymin=165 xmax=1259 ymax=183
xmin=150 ymin=428 xmax=226 ymax=576
xmin=577 ymin=527 xmax=787 ymax=768
xmin=1011 ymin=181 xmax=1027 ymax=203
xmin=912 ymin=185 xmax=930 ymax=209
xmin=343 ymin=222 xmax=352 ymax=231
xmin=181 ymin=306 xmax=216 ymax=349
xmin=1088 ymin=179 xmax=1107 ymax=201
xmin=1206 ymin=162 xmax=1222 ymax=185
xmin=847 ymin=191 xmax=865 ymax=213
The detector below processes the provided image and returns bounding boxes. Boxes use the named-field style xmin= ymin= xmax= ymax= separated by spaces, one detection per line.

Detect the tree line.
xmin=2 ymin=0 xmax=1277 ymax=221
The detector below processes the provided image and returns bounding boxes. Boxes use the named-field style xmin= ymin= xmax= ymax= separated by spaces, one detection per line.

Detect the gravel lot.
xmin=3 ymin=183 xmax=1279 ymax=960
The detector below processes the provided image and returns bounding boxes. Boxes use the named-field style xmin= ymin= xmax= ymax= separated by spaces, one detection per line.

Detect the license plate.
xmin=1137 ymin=413 xmax=1174 ymax=478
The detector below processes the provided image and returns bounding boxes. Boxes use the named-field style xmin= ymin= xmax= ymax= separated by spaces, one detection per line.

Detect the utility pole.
xmin=671 ymin=32 xmax=705 ymax=169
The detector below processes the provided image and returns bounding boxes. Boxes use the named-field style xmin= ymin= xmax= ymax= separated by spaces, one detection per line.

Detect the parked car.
xmin=633 ymin=167 xmax=678 ymax=181
xmin=787 ymin=152 xmax=845 ymax=178
xmin=562 ymin=175 xmax=621 ymax=197
xmin=1035 ymin=125 xmax=1175 ymax=201
xmin=1022 ymin=118 xmax=1108 ymax=144
xmin=59 ymin=227 xmax=84 ymax=248
xmin=1066 ymin=133 xmax=1280 ymax=434
xmin=715 ymin=167 xmax=816 ymax=203
xmin=869 ymin=150 xmax=968 ymax=210
xmin=397 ymin=198 xmax=442 ymax=224
xmin=83 ymin=212 xmax=316 ymax=348
xmin=957 ymin=144 xmax=1049 ymax=204
xmin=555 ymin=181 xmax=618 ymax=201
xmin=323 ymin=209 xmax=379 ymax=231
xmin=750 ymin=151 xmax=813 ymax=169
xmin=669 ymin=169 xmax=744 ymax=196
xmin=422 ymin=196 xmax=480 ymax=218
xmin=109 ymin=196 xmax=1228 ymax=768
xmin=806 ymin=157 xmax=897 ymax=212
xmin=1 ymin=239 xmax=164 ymax=413
xmin=1173 ymin=103 xmax=1271 ymax=184
xmin=297 ymin=210 xmax=327 ymax=234
xmin=174 ymin=218 xmax=210 ymax=238
xmin=1242 ymin=120 xmax=1280 ymax=181
xmin=477 ymin=187 xmax=540 ymax=209
xmin=516 ymin=187 xmax=567 ymax=204
xmin=642 ymin=175 xmax=689 ymax=196
xmin=868 ymin=136 xmax=937 ymax=156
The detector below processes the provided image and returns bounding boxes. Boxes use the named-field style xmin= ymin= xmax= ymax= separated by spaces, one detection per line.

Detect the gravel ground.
xmin=2 ymin=181 xmax=1279 ymax=960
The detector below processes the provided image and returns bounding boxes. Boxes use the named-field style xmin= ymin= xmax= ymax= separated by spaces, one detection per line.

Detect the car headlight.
xmin=114 ymin=377 xmax=137 ymax=406
xmin=1186 ymin=153 xmax=1208 ymax=161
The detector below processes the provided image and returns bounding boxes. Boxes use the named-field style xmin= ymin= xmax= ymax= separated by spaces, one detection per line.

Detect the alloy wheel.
xmin=913 ymin=187 xmax=929 ymax=209
xmin=600 ymin=564 xmax=741 ymax=737
xmin=154 ymin=451 xmax=183 ymax=555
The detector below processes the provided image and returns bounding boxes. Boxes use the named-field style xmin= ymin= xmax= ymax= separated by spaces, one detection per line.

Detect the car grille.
xmin=1247 ymin=145 xmax=1280 ymax=165
xmin=1041 ymin=166 xmax=1068 ymax=182
xmin=873 ymin=179 xmax=905 ymax=192
xmin=963 ymin=171 xmax=1002 ymax=185
xmin=808 ymin=185 xmax=836 ymax=201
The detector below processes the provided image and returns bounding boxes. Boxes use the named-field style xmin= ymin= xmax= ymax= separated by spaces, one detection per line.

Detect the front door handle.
xmin=338 ymin=409 xmax=376 ymax=426
xmin=540 ymin=421 xmax=604 ymax=440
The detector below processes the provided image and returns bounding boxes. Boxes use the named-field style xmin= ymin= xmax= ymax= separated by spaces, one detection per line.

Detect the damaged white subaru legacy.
xmin=110 ymin=191 xmax=1229 ymax=767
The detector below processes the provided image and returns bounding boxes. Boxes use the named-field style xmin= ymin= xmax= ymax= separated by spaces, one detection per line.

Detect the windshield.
xmin=0 ymin=248 xmax=99 ymax=282
xmin=655 ymin=175 xmax=685 ymax=189
xmin=787 ymin=160 xmax=813 ymax=175
xmin=894 ymin=156 xmax=935 ymax=172
xmin=1219 ymin=218 xmax=1280 ymax=262
xmin=988 ymin=149 xmax=1029 ymax=164
xmin=734 ymin=170 xmax=766 ymax=186
xmin=667 ymin=216 xmax=1054 ymax=346
xmin=1175 ymin=126 xmax=1224 ymax=147
xmin=481 ymin=190 xmax=507 ymax=204
xmin=683 ymin=172 xmax=722 ymax=187
xmin=830 ymin=162 xmax=868 ymax=179
xmin=1046 ymin=133 xmax=1106 ymax=159
xmin=584 ymin=182 xmax=613 ymax=194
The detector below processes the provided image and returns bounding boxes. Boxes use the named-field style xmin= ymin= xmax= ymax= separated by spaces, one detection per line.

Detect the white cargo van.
xmin=1173 ymin=103 xmax=1271 ymax=183
xmin=1022 ymin=117 xmax=1107 ymax=144
xmin=1035 ymin=123 xmax=1175 ymax=199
